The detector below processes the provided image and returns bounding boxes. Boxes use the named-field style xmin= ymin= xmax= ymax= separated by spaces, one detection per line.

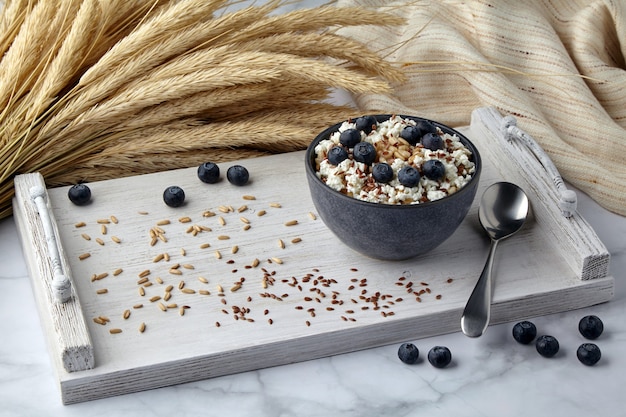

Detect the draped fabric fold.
xmin=337 ymin=0 xmax=626 ymax=216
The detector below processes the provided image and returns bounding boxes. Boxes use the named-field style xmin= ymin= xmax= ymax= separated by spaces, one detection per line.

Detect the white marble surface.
xmin=1 ymin=184 xmax=625 ymax=417
xmin=2 ymin=1 xmax=626 ymax=416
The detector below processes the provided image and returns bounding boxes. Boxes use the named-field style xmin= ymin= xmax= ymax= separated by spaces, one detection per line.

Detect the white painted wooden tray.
xmin=12 ymin=107 xmax=614 ymax=404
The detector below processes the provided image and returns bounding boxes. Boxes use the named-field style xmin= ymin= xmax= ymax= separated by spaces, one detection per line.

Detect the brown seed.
xmin=138 ymin=269 xmax=150 ymax=278
xmin=230 ymin=283 xmax=242 ymax=292
xmin=243 ymin=224 xmax=251 ymax=231
xmin=218 ymin=216 xmax=226 ymax=226
xmin=111 ymin=236 xmax=121 ymax=244
xmin=278 ymin=239 xmax=285 ymax=249
xmin=109 ymin=328 xmax=122 ymax=334
xmin=78 ymin=253 xmax=91 ymax=260
xmin=284 ymin=220 xmax=298 ymax=226
xmin=215 ymin=322 xmax=221 ymax=327
xmin=198 ymin=276 xmax=209 ymax=284
xmin=306 ymin=321 xmax=311 ymax=327
xmin=93 ymin=317 xmax=106 ymax=325
xmin=181 ymin=288 xmax=196 ymax=294
xmin=149 ymin=296 xmax=161 ymax=302
xmin=291 ymin=237 xmax=302 ymax=244
xmin=139 ymin=287 xmax=145 ymax=296
xmin=200 ymin=243 xmax=211 ymax=249
xmin=133 ymin=304 xmax=143 ymax=309
xmin=231 ymin=245 xmax=239 ymax=254
xmin=257 ymin=210 xmax=266 ymax=217
xmin=123 ymin=310 xmax=131 ymax=319
xmin=157 ymin=302 xmax=167 ymax=311
xmin=271 ymin=257 xmax=283 ymax=264
xmin=139 ymin=323 xmax=146 ymax=333
xmin=81 ymin=233 xmax=91 ymax=241
xmin=179 ymin=216 xmax=192 ymax=223
xmin=308 ymin=212 xmax=317 ymax=220
xmin=96 ymin=288 xmax=108 ymax=294
xmin=95 ymin=238 xmax=105 ymax=246
xmin=74 ymin=222 xmax=86 ymax=228
xmin=217 ymin=235 xmax=230 ymax=240
xmin=97 ymin=219 xmax=111 ymax=224
xmin=243 ymin=195 xmax=256 ymax=200
xmin=101 ymin=225 xmax=107 ymax=235
xmin=156 ymin=219 xmax=170 ymax=226
xmin=137 ymin=277 xmax=149 ymax=285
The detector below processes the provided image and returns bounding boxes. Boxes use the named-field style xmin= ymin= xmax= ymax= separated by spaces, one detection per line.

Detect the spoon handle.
xmin=461 ymin=239 xmax=499 ymax=337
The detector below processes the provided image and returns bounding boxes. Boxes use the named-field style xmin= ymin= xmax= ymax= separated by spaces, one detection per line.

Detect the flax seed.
xmin=78 ymin=253 xmax=91 ymax=260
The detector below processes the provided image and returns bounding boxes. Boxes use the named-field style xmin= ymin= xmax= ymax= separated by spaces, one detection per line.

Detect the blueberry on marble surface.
xmin=352 ymin=142 xmax=377 ymax=165
xmin=355 ymin=116 xmax=377 ymax=134
xmin=327 ymin=146 xmax=349 ymax=166
xmin=512 ymin=321 xmax=537 ymax=345
xmin=68 ymin=184 xmax=91 ymax=206
xmin=398 ymin=343 xmax=419 ymax=364
xmin=535 ymin=335 xmax=560 ymax=358
xmin=579 ymin=315 xmax=604 ymax=340
xmin=339 ymin=128 xmax=361 ymax=148
xmin=421 ymin=132 xmax=444 ymax=151
xmin=576 ymin=343 xmax=601 ymax=366
xmin=163 ymin=186 xmax=185 ymax=207
xmin=422 ymin=159 xmax=446 ymax=181
xmin=372 ymin=163 xmax=394 ymax=183
xmin=227 ymin=165 xmax=249 ymax=186
xmin=398 ymin=166 xmax=420 ymax=187
xmin=427 ymin=346 xmax=452 ymax=368
xmin=197 ymin=162 xmax=220 ymax=184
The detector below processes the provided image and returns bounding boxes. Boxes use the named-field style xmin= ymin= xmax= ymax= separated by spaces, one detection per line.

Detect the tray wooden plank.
xmin=13 ymin=108 xmax=614 ymax=404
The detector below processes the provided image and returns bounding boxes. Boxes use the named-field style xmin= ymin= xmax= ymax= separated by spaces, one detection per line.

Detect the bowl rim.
xmin=305 ymin=114 xmax=482 ymax=210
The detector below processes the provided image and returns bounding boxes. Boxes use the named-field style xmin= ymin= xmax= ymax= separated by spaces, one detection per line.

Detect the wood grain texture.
xmin=13 ymin=173 xmax=94 ymax=373
xmin=13 ymin=108 xmax=613 ymax=404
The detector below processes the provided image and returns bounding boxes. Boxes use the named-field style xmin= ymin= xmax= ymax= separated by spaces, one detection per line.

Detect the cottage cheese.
xmin=314 ymin=115 xmax=475 ymax=204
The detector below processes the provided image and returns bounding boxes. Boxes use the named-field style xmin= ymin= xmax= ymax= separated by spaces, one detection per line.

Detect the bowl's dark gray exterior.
xmin=305 ymin=115 xmax=482 ymax=260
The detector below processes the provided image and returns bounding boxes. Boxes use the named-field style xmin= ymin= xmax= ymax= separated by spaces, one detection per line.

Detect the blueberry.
xmin=415 ymin=120 xmax=438 ymax=137
xmin=422 ymin=159 xmax=446 ymax=181
xmin=421 ymin=132 xmax=444 ymax=151
xmin=227 ymin=165 xmax=249 ymax=186
xmin=327 ymin=146 xmax=349 ymax=165
xmin=535 ymin=335 xmax=559 ymax=358
xmin=512 ymin=321 xmax=537 ymax=345
xmin=372 ymin=163 xmax=394 ymax=183
xmin=576 ymin=343 xmax=601 ymax=366
xmin=398 ymin=343 xmax=419 ymax=364
xmin=355 ymin=116 xmax=377 ymax=134
xmin=579 ymin=315 xmax=604 ymax=340
xmin=427 ymin=346 xmax=452 ymax=368
xmin=197 ymin=162 xmax=220 ymax=184
xmin=68 ymin=184 xmax=91 ymax=206
xmin=352 ymin=142 xmax=377 ymax=165
xmin=398 ymin=166 xmax=420 ymax=187
xmin=163 ymin=186 xmax=185 ymax=207
xmin=400 ymin=125 xmax=421 ymax=145
xmin=339 ymin=128 xmax=361 ymax=148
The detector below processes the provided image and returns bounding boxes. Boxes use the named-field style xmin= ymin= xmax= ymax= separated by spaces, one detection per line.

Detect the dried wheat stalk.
xmin=0 ymin=0 xmax=404 ymax=219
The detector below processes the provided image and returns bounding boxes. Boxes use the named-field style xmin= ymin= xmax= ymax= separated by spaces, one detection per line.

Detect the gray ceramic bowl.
xmin=305 ymin=114 xmax=482 ymax=260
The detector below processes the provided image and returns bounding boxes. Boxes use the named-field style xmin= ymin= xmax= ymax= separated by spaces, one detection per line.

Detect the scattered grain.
xmin=123 ymin=310 xmax=131 ymax=319
xmin=113 ymin=268 xmax=123 ymax=276
xmin=139 ymin=323 xmax=146 ymax=333
xmin=109 ymin=328 xmax=122 ymax=334
xmin=111 ymin=236 xmax=121 ymax=244
xmin=133 ymin=304 xmax=143 ymax=309
xmin=157 ymin=219 xmax=171 ymax=226
xmin=243 ymin=195 xmax=256 ymax=200
xmin=97 ymin=219 xmax=111 ymax=224
xmin=200 ymin=243 xmax=211 ymax=249
xmin=95 ymin=238 xmax=105 ymax=246
xmin=278 ymin=239 xmax=285 ymax=249
xmin=179 ymin=216 xmax=192 ymax=223
xmin=101 ymin=224 xmax=107 ymax=235
xmin=181 ymin=288 xmax=196 ymax=294
xmin=284 ymin=220 xmax=298 ymax=226
xmin=110 ymin=215 xmax=118 ymax=224
xmin=149 ymin=295 xmax=161 ymax=302
xmin=215 ymin=250 xmax=222 ymax=259
xmin=257 ymin=210 xmax=266 ymax=217
xmin=231 ymin=245 xmax=239 ymax=254
xmin=157 ymin=302 xmax=167 ymax=311
xmin=291 ymin=237 xmax=302 ymax=244
xmin=243 ymin=224 xmax=251 ymax=231
xmin=271 ymin=257 xmax=283 ymax=264
xmin=198 ymin=276 xmax=209 ymax=284
xmin=74 ymin=222 xmax=86 ymax=228
xmin=217 ymin=235 xmax=230 ymax=240
xmin=78 ymin=253 xmax=91 ymax=261
xmin=308 ymin=212 xmax=317 ymax=220
xmin=81 ymin=233 xmax=91 ymax=241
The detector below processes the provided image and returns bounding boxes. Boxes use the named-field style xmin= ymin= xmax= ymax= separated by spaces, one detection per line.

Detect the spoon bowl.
xmin=461 ymin=182 xmax=529 ymax=337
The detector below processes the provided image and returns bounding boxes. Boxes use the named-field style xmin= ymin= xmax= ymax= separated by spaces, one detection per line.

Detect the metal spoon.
xmin=461 ymin=182 xmax=529 ymax=337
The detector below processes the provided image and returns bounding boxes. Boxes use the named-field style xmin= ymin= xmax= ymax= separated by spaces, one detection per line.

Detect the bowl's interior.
xmin=305 ymin=114 xmax=482 ymax=210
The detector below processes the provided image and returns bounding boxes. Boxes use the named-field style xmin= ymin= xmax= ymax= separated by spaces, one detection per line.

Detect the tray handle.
xmin=30 ymin=185 xmax=72 ymax=303
xmin=500 ymin=116 xmax=577 ymax=217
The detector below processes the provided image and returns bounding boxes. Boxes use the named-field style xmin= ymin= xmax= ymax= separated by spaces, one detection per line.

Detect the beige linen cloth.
xmin=336 ymin=0 xmax=626 ymax=216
